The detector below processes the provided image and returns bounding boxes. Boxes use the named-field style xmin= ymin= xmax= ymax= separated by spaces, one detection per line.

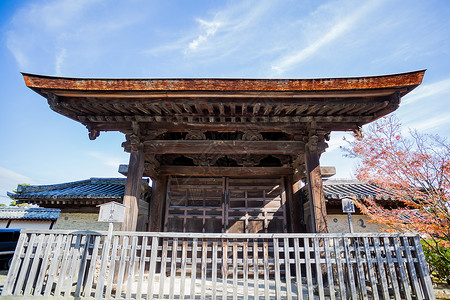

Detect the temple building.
xmin=21 ymin=70 xmax=425 ymax=233
xmin=8 ymin=178 xmax=150 ymax=231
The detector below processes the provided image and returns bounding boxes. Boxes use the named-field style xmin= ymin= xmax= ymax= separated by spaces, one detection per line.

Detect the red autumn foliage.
xmin=345 ymin=115 xmax=450 ymax=249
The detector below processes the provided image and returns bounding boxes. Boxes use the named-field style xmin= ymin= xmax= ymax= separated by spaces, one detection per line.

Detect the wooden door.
xmin=164 ymin=176 xmax=224 ymax=233
xmin=226 ymin=177 xmax=287 ymax=233
xmin=164 ymin=176 xmax=287 ymax=233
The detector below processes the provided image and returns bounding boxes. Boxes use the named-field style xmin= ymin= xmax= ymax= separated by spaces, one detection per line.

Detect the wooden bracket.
xmin=129 ymin=134 xmax=142 ymax=151
xmin=46 ymin=93 xmax=60 ymax=109
xmin=145 ymin=129 xmax=167 ymax=140
xmin=391 ymin=91 xmax=401 ymax=107
xmin=86 ymin=125 xmax=100 ymax=140
xmin=190 ymin=153 xmax=219 ymax=166
xmin=306 ymin=123 xmax=328 ymax=153
xmin=132 ymin=121 xmax=140 ymax=135
xmin=308 ymin=135 xmax=319 ymax=152
xmin=353 ymin=126 xmax=364 ymax=141
xmin=185 ymin=130 xmax=206 ymax=140
xmin=242 ymin=130 xmax=263 ymax=141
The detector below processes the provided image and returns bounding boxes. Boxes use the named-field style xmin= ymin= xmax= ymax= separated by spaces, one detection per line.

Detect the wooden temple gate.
xmin=21 ymin=70 xmax=426 ymax=235
xmin=4 ymin=70 xmax=434 ymax=299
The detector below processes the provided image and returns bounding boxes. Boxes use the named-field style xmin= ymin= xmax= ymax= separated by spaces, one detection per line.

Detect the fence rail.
xmin=2 ymin=230 xmax=435 ymax=299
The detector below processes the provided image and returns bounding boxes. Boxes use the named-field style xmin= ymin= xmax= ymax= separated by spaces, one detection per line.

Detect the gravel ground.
xmin=0 ymin=268 xmax=447 ymax=298
xmin=435 ymin=283 xmax=450 ymax=299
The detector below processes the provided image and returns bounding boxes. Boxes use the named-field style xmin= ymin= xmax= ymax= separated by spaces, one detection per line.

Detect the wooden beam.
xmin=143 ymin=140 xmax=305 ymax=155
xmin=182 ymin=103 xmax=193 ymax=113
xmin=44 ymin=88 xmax=411 ymax=99
xmin=120 ymin=148 xmax=145 ymax=232
xmin=159 ymin=166 xmax=294 ymax=177
xmin=320 ymin=166 xmax=336 ymax=178
xmin=78 ymin=114 xmax=374 ymax=125
xmin=144 ymin=140 xmax=305 ymax=155
xmin=305 ymin=144 xmax=328 ymax=233
xmin=293 ymin=165 xmax=336 ymax=182
xmin=119 ymin=163 xmax=160 ymax=181
xmin=170 ymin=103 xmax=183 ymax=114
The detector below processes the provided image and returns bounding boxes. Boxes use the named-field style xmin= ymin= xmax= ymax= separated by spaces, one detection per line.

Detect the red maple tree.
xmin=345 ymin=115 xmax=450 ymax=281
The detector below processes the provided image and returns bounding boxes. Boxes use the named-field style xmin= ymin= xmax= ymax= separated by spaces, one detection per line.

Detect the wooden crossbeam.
xmin=159 ymin=166 xmax=294 ymax=177
xmin=80 ymin=115 xmax=374 ymax=124
xmin=143 ymin=140 xmax=305 ymax=155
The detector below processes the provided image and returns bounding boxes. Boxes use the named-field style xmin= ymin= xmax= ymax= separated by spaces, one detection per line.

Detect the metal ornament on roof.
xmin=97 ymin=201 xmax=127 ymax=223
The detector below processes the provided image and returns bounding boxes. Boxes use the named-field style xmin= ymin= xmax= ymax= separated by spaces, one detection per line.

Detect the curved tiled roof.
xmin=8 ymin=178 xmax=149 ymax=200
xmin=0 ymin=207 xmax=60 ymax=220
xmin=322 ymin=179 xmax=394 ymax=201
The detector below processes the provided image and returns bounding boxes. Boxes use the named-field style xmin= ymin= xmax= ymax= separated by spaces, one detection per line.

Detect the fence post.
xmin=3 ymin=231 xmax=437 ymax=300
xmin=413 ymin=236 xmax=436 ymax=300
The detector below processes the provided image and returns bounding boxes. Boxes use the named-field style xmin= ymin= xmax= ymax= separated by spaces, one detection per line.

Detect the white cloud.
xmin=55 ymin=48 xmax=67 ymax=75
xmin=87 ymin=152 xmax=127 ymax=168
xmin=26 ymin=0 xmax=99 ymax=31
xmin=327 ymin=135 xmax=352 ymax=152
xmin=403 ymin=77 xmax=450 ymax=105
xmin=0 ymin=166 xmax=35 ymax=187
xmin=0 ymin=166 xmax=36 ymax=205
xmin=407 ymin=115 xmax=450 ymax=132
xmin=270 ymin=0 xmax=384 ymax=75
xmin=148 ymin=0 xmax=275 ymax=60
xmin=6 ymin=0 xmax=144 ymax=74
xmin=187 ymin=19 xmax=222 ymax=52
xmin=6 ymin=0 xmax=98 ymax=69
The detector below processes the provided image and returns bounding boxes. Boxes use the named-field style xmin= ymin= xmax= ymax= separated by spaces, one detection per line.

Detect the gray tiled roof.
xmin=8 ymin=178 xmax=149 ymax=200
xmin=0 ymin=207 xmax=60 ymax=220
xmin=322 ymin=179 xmax=394 ymax=200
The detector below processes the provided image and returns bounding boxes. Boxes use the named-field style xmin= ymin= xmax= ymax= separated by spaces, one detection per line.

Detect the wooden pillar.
xmin=148 ymin=175 xmax=168 ymax=232
xmin=287 ymin=175 xmax=306 ymax=233
xmin=120 ymin=148 xmax=145 ymax=232
xmin=305 ymin=143 xmax=329 ymax=233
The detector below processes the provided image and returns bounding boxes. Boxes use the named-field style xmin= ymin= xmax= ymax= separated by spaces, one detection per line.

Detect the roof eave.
xmin=22 ymin=70 xmax=426 ymax=94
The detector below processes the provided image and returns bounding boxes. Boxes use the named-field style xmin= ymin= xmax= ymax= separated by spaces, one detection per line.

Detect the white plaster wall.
xmin=0 ymin=221 xmax=8 ymax=228
xmin=8 ymin=220 xmax=52 ymax=230
xmin=327 ymin=214 xmax=387 ymax=233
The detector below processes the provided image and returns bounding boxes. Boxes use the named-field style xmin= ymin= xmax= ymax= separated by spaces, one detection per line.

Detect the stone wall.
xmin=327 ymin=214 xmax=387 ymax=233
xmin=53 ymin=213 xmax=121 ymax=231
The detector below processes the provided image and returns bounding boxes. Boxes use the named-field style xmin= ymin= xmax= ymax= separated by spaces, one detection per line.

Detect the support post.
xmin=305 ymin=143 xmax=329 ymax=233
xmin=286 ymin=175 xmax=305 ymax=233
xmin=120 ymin=147 xmax=145 ymax=232
xmin=148 ymin=175 xmax=168 ymax=232
xmin=347 ymin=213 xmax=354 ymax=233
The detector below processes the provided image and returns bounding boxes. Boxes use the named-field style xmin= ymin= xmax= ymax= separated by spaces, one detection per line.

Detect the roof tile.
xmin=8 ymin=178 xmax=150 ymax=200
xmin=0 ymin=207 xmax=60 ymax=220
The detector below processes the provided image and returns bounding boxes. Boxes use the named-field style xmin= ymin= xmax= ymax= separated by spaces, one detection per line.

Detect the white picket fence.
xmin=2 ymin=230 xmax=435 ymax=299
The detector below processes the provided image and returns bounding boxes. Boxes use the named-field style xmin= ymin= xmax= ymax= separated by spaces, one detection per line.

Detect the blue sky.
xmin=0 ymin=0 xmax=449 ymax=204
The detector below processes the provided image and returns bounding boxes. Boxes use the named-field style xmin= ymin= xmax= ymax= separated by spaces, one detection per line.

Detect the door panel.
xmin=164 ymin=176 xmax=287 ymax=233
xmin=226 ymin=177 xmax=287 ymax=233
xmin=165 ymin=176 xmax=224 ymax=233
